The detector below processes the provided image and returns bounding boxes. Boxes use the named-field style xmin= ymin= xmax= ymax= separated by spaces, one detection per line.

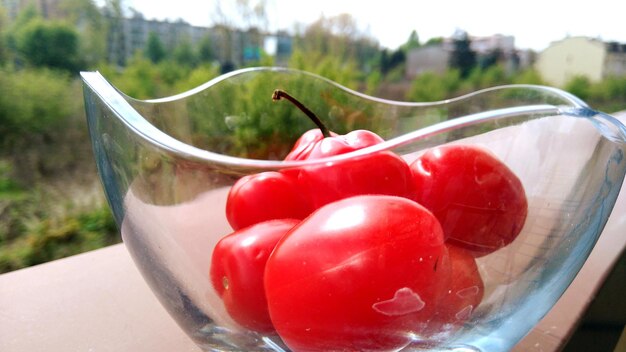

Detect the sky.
xmin=106 ymin=0 xmax=625 ymax=52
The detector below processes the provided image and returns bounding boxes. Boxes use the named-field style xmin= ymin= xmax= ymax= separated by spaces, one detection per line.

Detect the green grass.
xmin=0 ymin=202 xmax=118 ymax=273
xmin=0 ymin=159 xmax=120 ymax=273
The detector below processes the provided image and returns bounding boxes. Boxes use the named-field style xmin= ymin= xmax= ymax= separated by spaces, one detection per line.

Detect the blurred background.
xmin=1 ymin=0 xmax=625 ymax=273
xmin=0 ymin=1 xmax=625 ymax=350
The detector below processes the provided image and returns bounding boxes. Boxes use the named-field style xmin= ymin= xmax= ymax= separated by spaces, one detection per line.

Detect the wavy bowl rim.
xmin=80 ymin=67 xmax=616 ymax=170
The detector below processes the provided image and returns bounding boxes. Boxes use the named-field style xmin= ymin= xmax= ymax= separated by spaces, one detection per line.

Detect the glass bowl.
xmin=81 ymin=67 xmax=626 ymax=352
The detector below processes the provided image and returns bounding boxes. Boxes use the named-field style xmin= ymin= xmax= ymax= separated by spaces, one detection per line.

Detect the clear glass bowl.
xmin=81 ymin=67 xmax=626 ymax=352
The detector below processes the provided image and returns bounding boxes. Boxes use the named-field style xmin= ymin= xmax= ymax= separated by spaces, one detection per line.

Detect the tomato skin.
xmin=297 ymin=151 xmax=417 ymax=209
xmin=285 ymin=129 xmax=417 ymax=209
xmin=264 ymin=195 xmax=449 ymax=352
xmin=431 ymin=244 xmax=484 ymax=330
xmin=285 ymin=129 xmax=384 ymax=161
xmin=284 ymin=129 xmax=336 ymax=161
xmin=210 ymin=219 xmax=300 ymax=333
xmin=410 ymin=144 xmax=528 ymax=256
xmin=226 ymin=172 xmax=311 ymax=231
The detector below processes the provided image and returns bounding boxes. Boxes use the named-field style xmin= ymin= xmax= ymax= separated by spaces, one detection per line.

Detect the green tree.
xmin=109 ymin=54 xmax=162 ymax=98
xmin=296 ymin=13 xmax=379 ymax=72
xmin=5 ymin=5 xmax=40 ymax=61
xmin=174 ymin=63 xmax=221 ymax=92
xmin=424 ymin=37 xmax=444 ymax=46
xmin=145 ymin=31 xmax=166 ymax=63
xmin=564 ymin=75 xmax=591 ymax=101
xmin=402 ymin=30 xmax=421 ymax=52
xmin=449 ymin=30 xmax=476 ymax=78
xmin=288 ymin=48 xmax=359 ymax=90
xmin=511 ymin=68 xmax=545 ymax=85
xmin=365 ymin=70 xmax=382 ymax=95
xmin=478 ymin=48 xmax=502 ymax=70
xmin=173 ymin=38 xmax=198 ymax=67
xmin=57 ymin=0 xmax=108 ymax=67
xmin=407 ymin=70 xmax=461 ymax=102
xmin=463 ymin=65 xmax=509 ymax=91
xmin=0 ymin=67 xmax=77 ymax=147
xmin=379 ymin=48 xmax=405 ymax=76
xmin=197 ymin=33 xmax=214 ymax=63
xmin=15 ymin=19 xmax=81 ymax=72
xmin=588 ymin=75 xmax=626 ymax=112
xmin=157 ymin=60 xmax=189 ymax=87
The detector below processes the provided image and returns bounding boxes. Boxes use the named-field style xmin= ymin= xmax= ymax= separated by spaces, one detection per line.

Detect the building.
xmin=102 ymin=10 xmax=289 ymax=69
xmin=263 ymin=30 xmax=293 ymax=66
xmin=406 ymin=34 xmax=525 ymax=79
xmin=536 ymin=36 xmax=626 ymax=87
xmin=102 ymin=10 xmax=211 ymax=65
xmin=405 ymin=44 xmax=450 ymax=78
xmin=5 ymin=1 xmax=292 ymax=70
xmin=1 ymin=0 xmax=291 ymax=69
xmin=465 ymin=33 xmax=516 ymax=56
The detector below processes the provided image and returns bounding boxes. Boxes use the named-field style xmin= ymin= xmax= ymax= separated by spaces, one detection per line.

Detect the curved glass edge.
xmin=587 ymin=110 xmax=626 ymax=144
xmin=83 ymin=82 xmax=125 ymax=225
xmin=81 ymin=69 xmax=622 ymax=170
xmin=140 ymin=66 xmax=590 ymax=109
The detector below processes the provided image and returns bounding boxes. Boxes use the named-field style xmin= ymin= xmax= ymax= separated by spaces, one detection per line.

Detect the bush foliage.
xmin=0 ymin=5 xmax=625 ymax=274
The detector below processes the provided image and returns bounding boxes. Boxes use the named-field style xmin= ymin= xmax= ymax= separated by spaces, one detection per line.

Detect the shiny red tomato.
xmin=284 ymin=128 xmax=384 ymax=161
xmin=225 ymin=172 xmax=311 ymax=230
xmin=285 ymin=128 xmax=417 ymax=209
xmin=410 ymin=144 xmax=528 ymax=256
xmin=283 ymin=129 xmax=336 ymax=161
xmin=431 ymin=244 xmax=484 ymax=329
xmin=210 ymin=219 xmax=300 ymax=333
xmin=264 ymin=195 xmax=449 ymax=351
xmin=273 ymin=89 xmax=416 ymax=209
xmin=298 ymin=150 xmax=417 ymax=209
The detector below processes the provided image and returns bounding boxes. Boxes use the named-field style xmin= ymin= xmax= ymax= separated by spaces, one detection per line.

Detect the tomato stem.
xmin=272 ymin=89 xmax=331 ymax=138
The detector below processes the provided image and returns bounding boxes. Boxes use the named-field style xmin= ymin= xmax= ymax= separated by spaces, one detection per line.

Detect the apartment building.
xmin=536 ymin=36 xmax=626 ymax=86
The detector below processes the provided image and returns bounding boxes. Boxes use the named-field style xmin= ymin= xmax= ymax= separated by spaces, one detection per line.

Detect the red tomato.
xmin=285 ymin=129 xmax=417 ymax=209
xmin=264 ymin=195 xmax=449 ymax=351
xmin=431 ymin=244 xmax=484 ymax=330
xmin=410 ymin=144 xmax=528 ymax=256
xmin=283 ymin=129 xmax=337 ymax=161
xmin=226 ymin=172 xmax=311 ymax=230
xmin=298 ymin=151 xmax=417 ymax=209
xmin=210 ymin=219 xmax=300 ymax=333
xmin=285 ymin=129 xmax=384 ymax=161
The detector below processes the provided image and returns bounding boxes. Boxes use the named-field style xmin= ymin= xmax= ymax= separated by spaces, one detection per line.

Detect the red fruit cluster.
xmin=209 ymin=92 xmax=527 ymax=352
